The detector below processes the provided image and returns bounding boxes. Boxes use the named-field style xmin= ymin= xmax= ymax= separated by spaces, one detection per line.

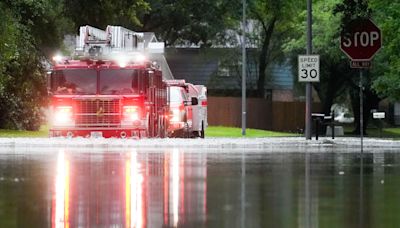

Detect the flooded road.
xmin=0 ymin=147 xmax=400 ymax=227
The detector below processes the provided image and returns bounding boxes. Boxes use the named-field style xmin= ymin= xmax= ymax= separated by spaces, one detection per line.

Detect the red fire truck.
xmin=48 ymin=25 xmax=168 ymax=138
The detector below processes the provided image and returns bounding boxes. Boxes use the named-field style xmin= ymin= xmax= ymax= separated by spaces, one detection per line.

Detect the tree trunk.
xmin=257 ymin=17 xmax=276 ymax=98
xmin=351 ymin=87 xmax=381 ymax=135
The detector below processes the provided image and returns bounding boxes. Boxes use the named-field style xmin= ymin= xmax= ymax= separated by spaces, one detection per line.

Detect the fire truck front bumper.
xmin=50 ymin=127 xmax=148 ymax=138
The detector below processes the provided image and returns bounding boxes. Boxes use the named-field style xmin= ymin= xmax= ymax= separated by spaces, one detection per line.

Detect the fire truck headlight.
xmin=53 ymin=106 xmax=74 ymax=126
xmin=116 ymin=55 xmax=128 ymax=68
xmin=134 ymin=54 xmax=146 ymax=63
xmin=52 ymin=54 xmax=63 ymax=63
xmin=170 ymin=108 xmax=181 ymax=122
xmin=123 ymin=106 xmax=140 ymax=121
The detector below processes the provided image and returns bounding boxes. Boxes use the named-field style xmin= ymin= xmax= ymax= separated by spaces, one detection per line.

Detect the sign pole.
xmin=359 ymin=69 xmax=364 ymax=228
xmin=305 ymin=1 xmax=312 ymax=228
xmin=241 ymin=0 xmax=246 ymax=136
xmin=340 ymin=18 xmax=382 ymax=153
xmin=305 ymin=0 xmax=312 ymax=140
xmin=359 ymin=69 xmax=363 ymax=153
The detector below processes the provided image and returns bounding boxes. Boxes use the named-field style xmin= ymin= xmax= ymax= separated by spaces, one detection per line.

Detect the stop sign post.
xmin=340 ymin=18 xmax=382 ymax=153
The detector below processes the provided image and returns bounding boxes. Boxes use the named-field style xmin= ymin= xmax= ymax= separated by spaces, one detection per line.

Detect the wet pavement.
xmin=1 ymin=137 xmax=400 ymax=151
xmin=0 ymin=139 xmax=400 ymax=227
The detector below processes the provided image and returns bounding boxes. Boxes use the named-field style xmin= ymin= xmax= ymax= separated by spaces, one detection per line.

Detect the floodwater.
xmin=0 ymin=147 xmax=399 ymax=228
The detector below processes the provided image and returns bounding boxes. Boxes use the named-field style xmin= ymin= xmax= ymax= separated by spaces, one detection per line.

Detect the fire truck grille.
xmin=74 ymin=99 xmax=120 ymax=127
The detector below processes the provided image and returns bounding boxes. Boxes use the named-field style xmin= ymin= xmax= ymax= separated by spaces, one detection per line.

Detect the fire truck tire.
xmin=163 ymin=117 xmax=167 ymax=138
xmin=146 ymin=113 xmax=153 ymax=138
xmin=200 ymin=121 xmax=205 ymax=138
xmin=183 ymin=122 xmax=190 ymax=138
xmin=140 ymin=130 xmax=147 ymax=138
xmin=158 ymin=116 xmax=166 ymax=138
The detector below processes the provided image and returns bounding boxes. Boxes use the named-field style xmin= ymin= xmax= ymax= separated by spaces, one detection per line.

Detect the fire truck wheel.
xmin=183 ymin=122 xmax=190 ymax=138
xmin=140 ymin=130 xmax=147 ymax=138
xmin=200 ymin=121 xmax=205 ymax=138
xmin=158 ymin=116 xmax=166 ymax=138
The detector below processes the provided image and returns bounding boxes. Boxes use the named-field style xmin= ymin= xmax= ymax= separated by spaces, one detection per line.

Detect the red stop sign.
xmin=340 ymin=18 xmax=382 ymax=60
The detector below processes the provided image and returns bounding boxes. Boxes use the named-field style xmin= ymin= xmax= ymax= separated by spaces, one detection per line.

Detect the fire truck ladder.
xmin=75 ymin=25 xmax=173 ymax=79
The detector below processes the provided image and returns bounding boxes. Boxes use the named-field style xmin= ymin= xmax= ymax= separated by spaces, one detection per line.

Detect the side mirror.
xmin=191 ymin=97 xmax=198 ymax=106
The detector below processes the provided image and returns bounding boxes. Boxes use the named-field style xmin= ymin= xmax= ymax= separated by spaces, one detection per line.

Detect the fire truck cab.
xmin=48 ymin=25 xmax=168 ymax=138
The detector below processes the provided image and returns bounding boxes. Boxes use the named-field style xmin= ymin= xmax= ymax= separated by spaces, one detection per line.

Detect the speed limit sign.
xmin=298 ymin=55 xmax=320 ymax=82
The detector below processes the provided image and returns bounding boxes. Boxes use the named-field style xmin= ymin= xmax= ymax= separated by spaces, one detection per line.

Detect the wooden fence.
xmin=208 ymin=97 xmax=321 ymax=132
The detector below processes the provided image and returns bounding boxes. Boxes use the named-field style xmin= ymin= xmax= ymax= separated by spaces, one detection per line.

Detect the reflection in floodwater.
xmin=171 ymin=148 xmax=180 ymax=227
xmin=2 ymin=149 xmax=400 ymax=227
xmin=126 ymin=149 xmax=144 ymax=228
xmin=51 ymin=148 xmax=207 ymax=228
xmin=53 ymin=150 xmax=70 ymax=228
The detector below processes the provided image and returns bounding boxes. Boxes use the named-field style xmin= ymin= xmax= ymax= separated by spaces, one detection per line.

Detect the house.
xmin=165 ymin=48 xmax=295 ymax=101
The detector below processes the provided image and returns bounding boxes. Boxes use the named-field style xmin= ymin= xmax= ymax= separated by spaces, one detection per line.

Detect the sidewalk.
xmin=0 ymin=137 xmax=398 ymax=152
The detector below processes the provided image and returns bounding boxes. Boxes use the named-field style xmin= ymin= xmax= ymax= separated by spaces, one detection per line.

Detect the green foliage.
xmin=140 ymin=0 xmax=241 ymax=47
xmin=0 ymin=125 xmax=49 ymax=138
xmin=64 ymin=0 xmax=150 ymax=29
xmin=334 ymin=0 xmax=371 ymax=35
xmin=284 ymin=0 xmax=355 ymax=114
xmin=370 ymin=1 xmax=400 ymax=101
xmin=247 ymin=0 xmax=302 ymax=97
xmin=0 ymin=0 xmax=68 ymax=130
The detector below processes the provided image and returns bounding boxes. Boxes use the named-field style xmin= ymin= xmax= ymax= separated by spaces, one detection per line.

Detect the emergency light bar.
xmin=164 ymin=80 xmax=187 ymax=86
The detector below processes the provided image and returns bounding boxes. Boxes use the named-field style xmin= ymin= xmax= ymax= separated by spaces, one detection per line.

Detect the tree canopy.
xmin=369 ymin=1 xmax=400 ymax=101
xmin=0 ymin=0 xmax=68 ymax=130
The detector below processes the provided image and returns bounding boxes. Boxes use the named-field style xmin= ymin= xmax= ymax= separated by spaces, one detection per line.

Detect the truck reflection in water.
xmin=51 ymin=149 xmax=207 ymax=228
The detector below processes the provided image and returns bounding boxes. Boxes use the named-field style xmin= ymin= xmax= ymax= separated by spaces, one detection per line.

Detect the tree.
xmin=369 ymin=1 xmax=400 ymax=101
xmin=0 ymin=0 xmax=69 ymax=130
xmin=139 ymin=0 xmax=241 ymax=47
xmin=63 ymin=0 xmax=150 ymax=30
xmin=143 ymin=0 xmax=303 ymax=98
xmin=247 ymin=0 xmax=300 ymax=97
xmin=284 ymin=0 xmax=383 ymax=134
xmin=285 ymin=0 xmax=352 ymax=114
xmin=334 ymin=0 xmax=382 ymax=134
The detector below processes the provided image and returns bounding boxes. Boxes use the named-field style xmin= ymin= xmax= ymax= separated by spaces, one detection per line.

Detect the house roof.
xmin=165 ymin=48 xmax=293 ymax=90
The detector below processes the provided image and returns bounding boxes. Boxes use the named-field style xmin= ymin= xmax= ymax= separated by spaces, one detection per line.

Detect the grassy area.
xmin=361 ymin=127 xmax=400 ymax=138
xmin=0 ymin=125 xmax=298 ymax=138
xmin=1 ymin=124 xmax=400 ymax=138
xmin=206 ymin=126 xmax=299 ymax=138
xmin=0 ymin=125 xmax=48 ymax=138
xmin=342 ymin=124 xmax=400 ymax=138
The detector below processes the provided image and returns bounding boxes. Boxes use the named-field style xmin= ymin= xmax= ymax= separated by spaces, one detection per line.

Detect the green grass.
xmin=205 ymin=126 xmax=299 ymax=138
xmin=343 ymin=125 xmax=400 ymax=138
xmin=365 ymin=127 xmax=400 ymax=138
xmin=0 ymin=125 xmax=48 ymax=138
xmin=0 ymin=125 xmax=298 ymax=138
xmin=2 ymin=124 xmax=400 ymax=138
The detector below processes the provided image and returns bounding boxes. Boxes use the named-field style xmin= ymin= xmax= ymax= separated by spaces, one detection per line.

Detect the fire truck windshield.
xmin=51 ymin=70 xmax=97 ymax=95
xmin=100 ymin=69 xmax=139 ymax=95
